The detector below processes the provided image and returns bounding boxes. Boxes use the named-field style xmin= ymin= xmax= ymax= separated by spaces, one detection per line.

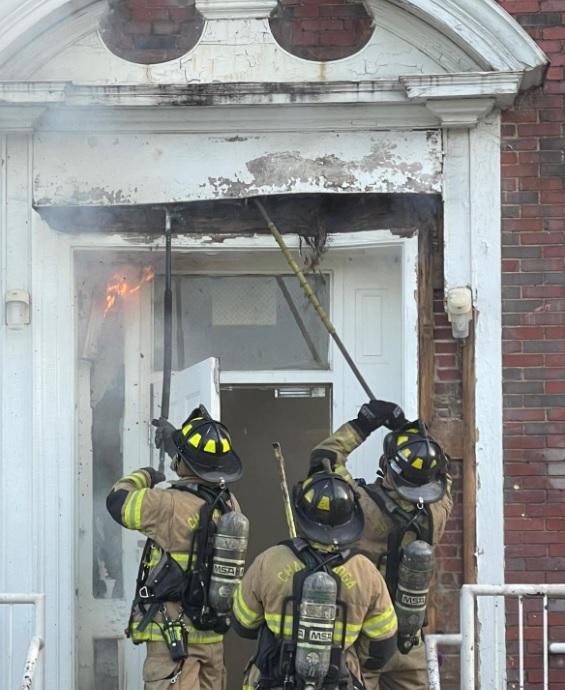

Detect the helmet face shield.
xmin=293 ymin=472 xmax=364 ymax=546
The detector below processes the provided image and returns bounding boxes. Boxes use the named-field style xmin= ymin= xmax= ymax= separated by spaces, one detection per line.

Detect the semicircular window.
xmin=100 ymin=0 xmax=204 ymax=65
xmin=269 ymin=0 xmax=374 ymax=62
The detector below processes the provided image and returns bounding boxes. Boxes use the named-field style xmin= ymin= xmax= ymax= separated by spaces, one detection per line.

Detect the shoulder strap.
xmin=171 ymin=483 xmax=233 ymax=514
xmin=359 ymin=481 xmax=432 ymax=598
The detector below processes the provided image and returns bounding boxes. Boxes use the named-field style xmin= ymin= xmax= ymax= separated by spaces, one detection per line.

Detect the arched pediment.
xmin=0 ymin=0 xmax=547 ymax=89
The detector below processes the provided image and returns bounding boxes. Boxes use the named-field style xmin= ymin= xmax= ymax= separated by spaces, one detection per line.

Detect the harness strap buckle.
xmin=138 ymin=586 xmax=151 ymax=599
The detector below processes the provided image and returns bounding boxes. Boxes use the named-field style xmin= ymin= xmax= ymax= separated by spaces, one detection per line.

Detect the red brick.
xmin=548 ymin=408 xmax=565 ymax=420
xmin=544 ymin=246 xmax=565 ymax=256
xmin=503 ymin=354 xmax=545 ymax=366
xmin=545 ymin=327 xmax=565 ymax=339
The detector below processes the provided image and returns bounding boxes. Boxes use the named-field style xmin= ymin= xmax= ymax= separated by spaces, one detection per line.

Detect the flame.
xmin=104 ymin=266 xmax=155 ymax=316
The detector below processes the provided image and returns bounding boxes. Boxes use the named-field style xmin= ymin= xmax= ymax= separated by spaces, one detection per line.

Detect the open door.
xmin=78 ymin=353 xmax=221 ymax=690
xmin=152 ymin=356 xmax=221 ymax=478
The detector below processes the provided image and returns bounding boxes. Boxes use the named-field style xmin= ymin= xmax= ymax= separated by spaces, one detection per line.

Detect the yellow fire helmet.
xmin=173 ymin=405 xmax=243 ymax=483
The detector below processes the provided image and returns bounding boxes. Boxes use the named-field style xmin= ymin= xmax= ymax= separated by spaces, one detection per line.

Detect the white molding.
xmin=470 ymin=113 xmax=505 ymax=686
xmin=385 ymin=0 xmax=548 ymax=89
xmin=425 ymin=99 xmax=496 ymax=129
xmin=196 ymin=0 xmax=277 ymax=20
xmin=0 ymin=0 xmax=549 ymax=90
xmin=401 ymin=72 xmax=522 ymax=108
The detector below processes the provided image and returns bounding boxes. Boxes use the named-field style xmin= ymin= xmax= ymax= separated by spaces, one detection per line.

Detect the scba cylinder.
xmin=395 ymin=539 xmax=433 ymax=654
xmin=208 ymin=511 xmax=249 ymax=613
xmin=295 ymin=571 xmax=337 ymax=689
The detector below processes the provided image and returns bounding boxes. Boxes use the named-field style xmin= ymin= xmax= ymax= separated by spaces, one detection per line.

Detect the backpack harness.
xmin=356 ymin=479 xmax=433 ymax=600
xmin=255 ymin=538 xmax=360 ymax=690
xmin=128 ymin=483 xmax=233 ymax=658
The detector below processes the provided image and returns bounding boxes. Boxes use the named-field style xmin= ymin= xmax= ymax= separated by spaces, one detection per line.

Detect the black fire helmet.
xmin=173 ymin=406 xmax=243 ymax=483
xmin=382 ymin=420 xmax=448 ymax=504
xmin=293 ymin=471 xmax=364 ymax=547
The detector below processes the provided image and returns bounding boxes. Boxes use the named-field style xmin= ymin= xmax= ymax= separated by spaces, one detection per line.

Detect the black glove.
xmin=151 ymin=417 xmax=179 ymax=459
xmin=355 ymin=400 xmax=406 ymax=435
xmin=139 ymin=466 xmax=166 ymax=487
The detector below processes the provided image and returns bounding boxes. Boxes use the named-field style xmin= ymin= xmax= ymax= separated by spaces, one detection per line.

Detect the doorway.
xmin=74 ymin=233 xmax=414 ymax=689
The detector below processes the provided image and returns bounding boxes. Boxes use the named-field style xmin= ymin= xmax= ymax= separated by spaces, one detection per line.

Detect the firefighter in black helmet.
xmin=232 ymin=469 xmax=398 ymax=690
xmin=107 ymin=405 xmax=248 ymax=690
xmin=308 ymin=401 xmax=453 ymax=690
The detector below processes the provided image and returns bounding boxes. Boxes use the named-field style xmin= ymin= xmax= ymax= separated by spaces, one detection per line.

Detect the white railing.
xmin=425 ymin=584 xmax=565 ymax=690
xmin=0 ymin=594 xmax=45 ymax=690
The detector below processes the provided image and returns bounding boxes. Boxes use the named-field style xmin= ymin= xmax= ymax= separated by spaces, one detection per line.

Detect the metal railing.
xmin=425 ymin=584 xmax=565 ymax=690
xmin=0 ymin=594 xmax=45 ymax=690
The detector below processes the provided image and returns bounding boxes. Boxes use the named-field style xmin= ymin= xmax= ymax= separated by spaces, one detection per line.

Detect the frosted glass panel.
xmin=155 ymin=274 xmax=330 ymax=371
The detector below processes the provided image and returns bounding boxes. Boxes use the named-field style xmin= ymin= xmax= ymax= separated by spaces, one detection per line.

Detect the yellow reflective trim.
xmin=182 ymin=423 xmax=192 ymax=436
xmin=122 ymin=491 xmax=138 ymax=529
xmin=431 ymin=459 xmax=437 ymax=468
xmin=221 ymin=438 xmax=231 ymax=453
xmin=204 ymin=439 xmax=217 ymax=454
xmin=123 ymin=472 xmax=147 ymax=489
xmin=334 ymin=465 xmax=353 ymax=482
xmin=130 ymin=621 xmax=223 ymax=645
xmin=362 ymin=616 xmax=398 ymax=640
xmin=304 ymin=489 xmax=314 ymax=503
xmin=362 ymin=607 xmax=398 ymax=640
xmin=189 ymin=433 xmax=202 ymax=448
xmin=147 ymin=549 xmax=191 ymax=569
xmin=265 ymin=613 xmax=359 ymax=644
xmin=397 ymin=435 xmax=409 ymax=446
xmin=233 ymin=586 xmax=262 ymax=628
xmin=412 ymin=457 xmax=423 ymax=469
xmin=132 ymin=489 xmax=147 ymax=529
xmin=317 ymin=495 xmax=330 ymax=511
xmin=400 ymin=448 xmax=412 ymax=459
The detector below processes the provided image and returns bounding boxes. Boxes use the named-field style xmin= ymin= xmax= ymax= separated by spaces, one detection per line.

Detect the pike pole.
xmin=158 ymin=209 xmax=173 ymax=473
xmin=272 ymin=442 xmax=297 ymax=539
xmin=254 ymin=199 xmax=376 ymax=401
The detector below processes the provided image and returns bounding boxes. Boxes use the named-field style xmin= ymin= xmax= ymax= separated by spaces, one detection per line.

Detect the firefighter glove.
xmin=152 ymin=417 xmax=179 ymax=459
xmin=139 ymin=466 xmax=166 ymax=487
xmin=356 ymin=400 xmax=406 ymax=435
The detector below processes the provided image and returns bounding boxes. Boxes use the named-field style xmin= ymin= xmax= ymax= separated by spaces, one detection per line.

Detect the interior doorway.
xmin=221 ymin=384 xmax=332 ymax=689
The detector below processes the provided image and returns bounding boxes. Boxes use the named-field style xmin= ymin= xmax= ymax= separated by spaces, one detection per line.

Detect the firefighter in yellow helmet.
xmin=107 ymin=405 xmax=248 ymax=690
xmin=309 ymin=400 xmax=453 ymax=690
xmin=232 ymin=469 xmax=399 ymax=690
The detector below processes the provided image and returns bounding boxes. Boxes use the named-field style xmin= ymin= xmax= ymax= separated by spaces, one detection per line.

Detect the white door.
xmin=77 ymin=345 xmax=221 ymax=689
xmin=151 ymin=357 xmax=221 ymax=479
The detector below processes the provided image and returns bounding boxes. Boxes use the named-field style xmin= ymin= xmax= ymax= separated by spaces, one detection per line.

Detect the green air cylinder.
xmin=208 ymin=511 xmax=249 ymax=613
xmin=295 ymin=571 xmax=337 ymax=690
xmin=395 ymin=539 xmax=433 ymax=654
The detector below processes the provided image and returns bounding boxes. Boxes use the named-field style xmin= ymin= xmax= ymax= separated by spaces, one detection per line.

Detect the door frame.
xmin=34 ymin=219 xmax=417 ymax=689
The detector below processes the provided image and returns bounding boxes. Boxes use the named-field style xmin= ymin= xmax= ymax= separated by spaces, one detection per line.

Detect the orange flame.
xmin=104 ymin=266 xmax=155 ymax=316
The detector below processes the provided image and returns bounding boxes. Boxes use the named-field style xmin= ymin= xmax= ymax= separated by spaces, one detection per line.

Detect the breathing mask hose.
xmin=159 ymin=210 xmax=173 ymax=474
xmin=295 ymin=571 xmax=337 ymax=689
xmin=394 ymin=540 xmax=434 ymax=654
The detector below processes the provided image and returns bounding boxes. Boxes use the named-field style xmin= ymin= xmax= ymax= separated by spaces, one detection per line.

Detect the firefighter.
xmin=232 ymin=469 xmax=399 ymax=690
xmin=107 ymin=406 xmax=248 ymax=690
xmin=309 ymin=400 xmax=453 ymax=690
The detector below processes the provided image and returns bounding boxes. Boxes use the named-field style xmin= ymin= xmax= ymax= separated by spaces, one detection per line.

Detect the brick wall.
xmin=100 ymin=0 xmax=203 ymax=64
xmin=497 ymin=1 xmax=565 ymax=687
xmin=269 ymin=0 xmax=374 ymax=61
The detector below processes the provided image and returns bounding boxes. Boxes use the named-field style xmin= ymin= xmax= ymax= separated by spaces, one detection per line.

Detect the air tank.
xmin=394 ymin=539 xmax=433 ymax=654
xmin=295 ymin=571 xmax=337 ymax=690
xmin=208 ymin=511 xmax=249 ymax=613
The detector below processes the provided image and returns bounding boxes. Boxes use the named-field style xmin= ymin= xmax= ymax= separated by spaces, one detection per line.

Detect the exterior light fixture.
xmin=5 ymin=289 xmax=31 ymax=329
xmin=446 ymin=287 xmax=473 ymax=339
